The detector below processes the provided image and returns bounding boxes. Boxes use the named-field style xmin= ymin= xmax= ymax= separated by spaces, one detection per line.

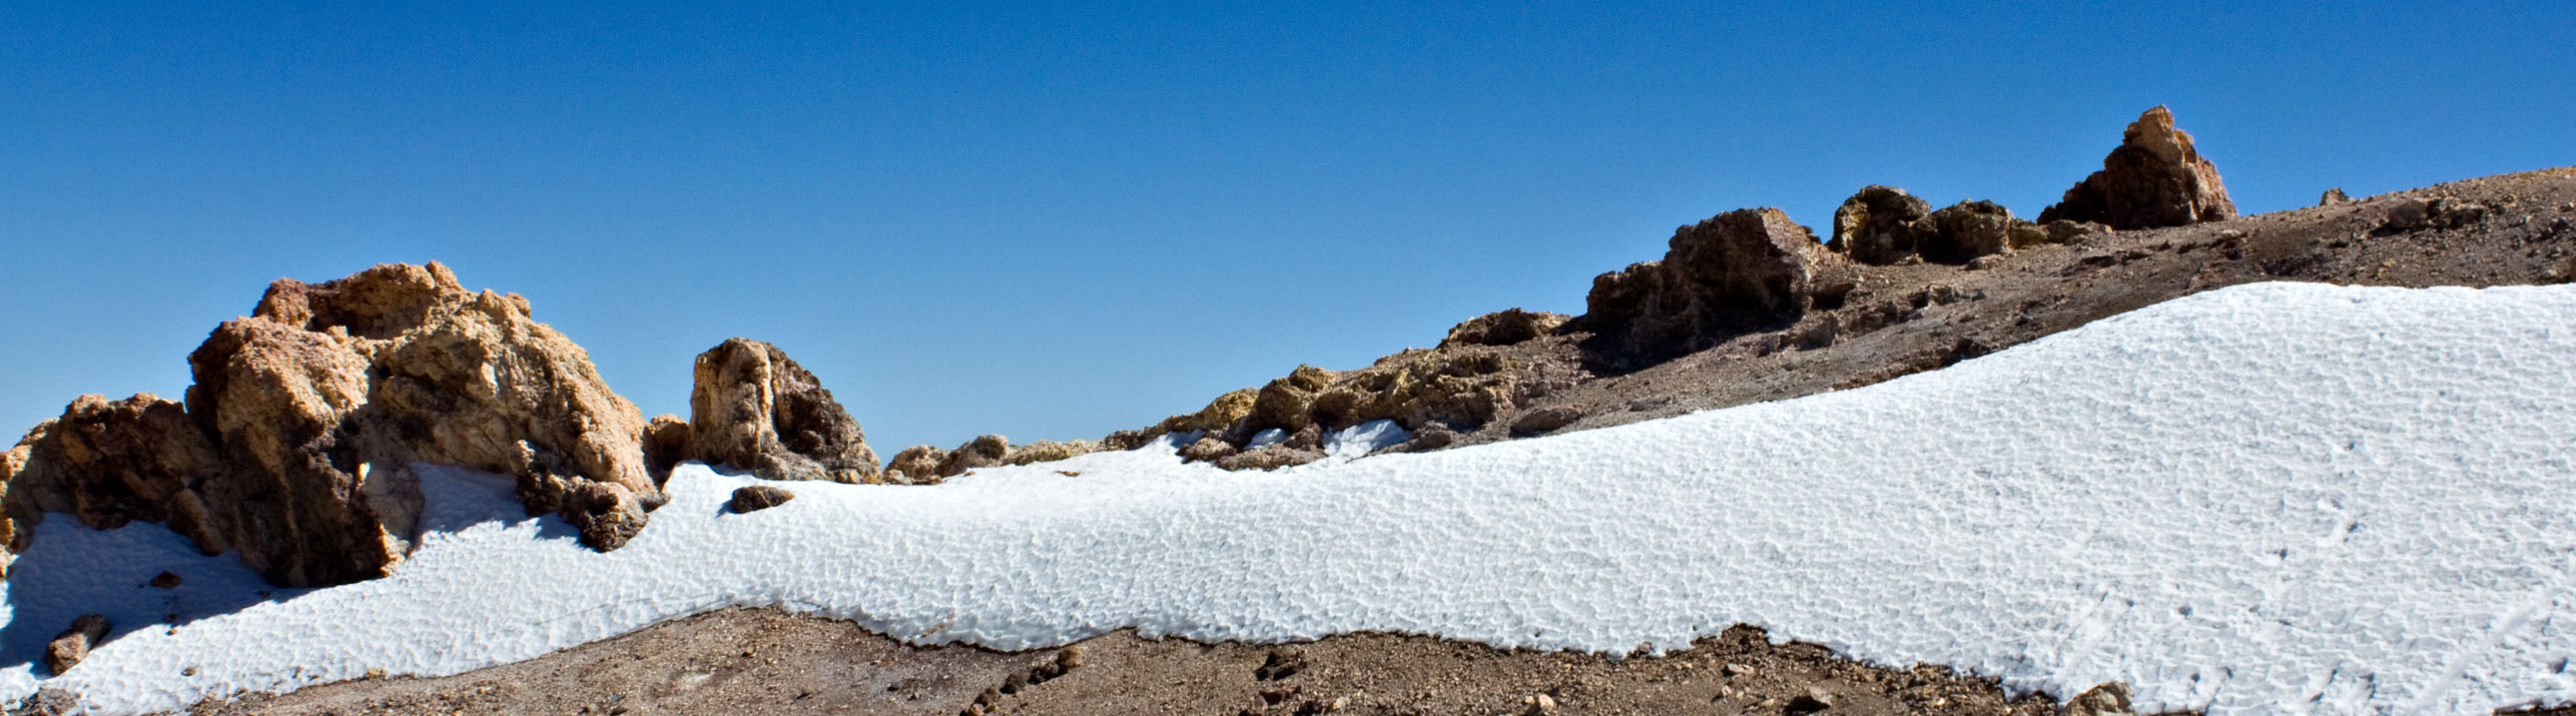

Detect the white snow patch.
xmin=1246 ymin=427 xmax=1287 ymax=449
xmin=5 ymin=283 xmax=2575 ymax=714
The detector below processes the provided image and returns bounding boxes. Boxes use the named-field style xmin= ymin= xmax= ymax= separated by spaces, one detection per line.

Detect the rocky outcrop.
xmin=3 ymin=263 xmax=660 ymax=588
xmin=883 ymin=432 xmax=1098 ymax=483
xmin=1439 ymin=309 xmax=1568 ymax=349
xmin=1828 ymin=186 xmax=1933 ymax=265
xmin=727 ymin=485 xmax=796 ymax=513
xmin=1828 ymin=188 xmax=2047 ymax=266
xmin=686 ymin=339 xmax=880 ymax=484
xmin=2064 ymin=682 xmax=2137 ymax=716
xmin=1581 ymin=208 xmax=1850 ymax=363
xmin=2039 ymin=106 xmax=2238 ymax=229
xmin=45 ymin=614 xmax=109 ymax=675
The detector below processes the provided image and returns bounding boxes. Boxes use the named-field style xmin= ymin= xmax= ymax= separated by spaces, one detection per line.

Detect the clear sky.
xmin=5 ymin=2 xmax=2570 ymax=454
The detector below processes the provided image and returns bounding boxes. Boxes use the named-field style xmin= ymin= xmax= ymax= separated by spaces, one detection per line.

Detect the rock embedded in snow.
xmin=2039 ymin=106 xmax=2238 ymax=229
xmin=44 ymin=614 xmax=109 ymax=675
xmin=180 ymin=262 xmax=659 ymax=585
xmin=0 ymin=393 xmax=222 ymax=571
xmin=883 ymin=445 xmax=945 ymax=484
xmin=937 ymin=434 xmax=1010 ymax=476
xmin=686 ymin=339 xmax=880 ymax=484
xmin=726 ymin=485 xmax=795 ymax=513
xmin=1509 ymin=406 xmax=1582 ymax=436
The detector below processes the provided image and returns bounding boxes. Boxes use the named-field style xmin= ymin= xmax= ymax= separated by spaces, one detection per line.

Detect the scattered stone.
xmin=1216 ymin=445 xmax=1324 ymax=471
xmin=1510 ymin=406 xmax=1583 ymax=436
xmin=726 ymin=485 xmax=796 ymax=513
xmin=1522 ymin=692 xmax=1559 ymax=715
xmin=688 ymin=339 xmax=880 ymax=484
xmin=1966 ymin=256 xmax=2003 ymax=271
xmin=1440 ymin=308 xmax=1570 ymax=349
xmin=2066 ymin=681 xmax=2137 ymax=716
xmin=2320 ymin=188 xmax=2351 ymax=205
xmin=149 ymin=571 xmax=183 ymax=589
xmin=1783 ymin=686 xmax=1833 ymax=715
xmin=45 ymin=614 xmax=109 ymax=675
xmin=2386 ymin=197 xmax=2434 ymax=230
xmin=2039 ymin=106 xmax=2239 ymax=229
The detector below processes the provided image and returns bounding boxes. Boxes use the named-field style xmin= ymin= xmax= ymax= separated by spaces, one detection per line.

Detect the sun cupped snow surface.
xmin=4 ymin=283 xmax=2574 ymax=714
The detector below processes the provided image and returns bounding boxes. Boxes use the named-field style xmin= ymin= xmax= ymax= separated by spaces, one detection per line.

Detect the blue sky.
xmin=4 ymin=2 xmax=2570 ymax=454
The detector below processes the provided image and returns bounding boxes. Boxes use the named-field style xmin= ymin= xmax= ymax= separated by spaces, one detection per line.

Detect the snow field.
xmin=4 ymin=282 xmax=2573 ymax=714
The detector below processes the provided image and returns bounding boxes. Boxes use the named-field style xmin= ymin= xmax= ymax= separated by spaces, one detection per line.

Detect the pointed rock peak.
xmin=2039 ymin=106 xmax=2238 ymax=230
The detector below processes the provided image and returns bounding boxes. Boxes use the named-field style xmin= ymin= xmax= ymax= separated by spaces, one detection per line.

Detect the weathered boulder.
xmin=0 ymin=394 xmax=223 ymax=569
xmin=2039 ymin=106 xmax=2238 ymax=229
xmin=1001 ymin=439 xmax=1104 ymax=466
xmin=1923 ymin=200 xmax=2020 ymax=262
xmin=688 ymin=339 xmax=879 ymax=484
xmin=2320 ymin=188 xmax=2351 ymax=206
xmin=177 ymin=262 xmax=659 ymax=585
xmin=44 ymin=614 xmax=110 ymax=675
xmin=1438 ymin=309 xmax=1569 ymax=349
xmin=1828 ymin=186 xmax=1933 ymax=265
xmin=937 ymin=434 xmax=1010 ymax=476
xmin=1582 ymin=208 xmax=1843 ymax=362
xmin=727 ymin=484 xmax=796 ymax=513
xmin=1509 ymin=406 xmax=1584 ymax=436
xmin=883 ymin=444 xmax=946 ymax=484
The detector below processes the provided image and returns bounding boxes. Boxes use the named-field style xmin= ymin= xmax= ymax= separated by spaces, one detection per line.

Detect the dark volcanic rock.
xmin=688 ymin=339 xmax=880 ymax=484
xmin=727 ymin=485 xmax=796 ymax=513
xmin=2039 ymin=106 xmax=2238 ymax=229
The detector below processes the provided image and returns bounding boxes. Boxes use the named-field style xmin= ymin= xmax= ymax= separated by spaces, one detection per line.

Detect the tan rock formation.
xmin=1438 ymin=309 xmax=1569 ymax=349
xmin=0 ymin=394 xmax=223 ymax=570
xmin=3 ymin=262 xmax=661 ymax=588
xmin=44 ymin=614 xmax=109 ymax=675
xmin=1581 ymin=208 xmax=1846 ymax=363
xmin=687 ymin=339 xmax=879 ymax=484
xmin=2039 ymin=106 xmax=2238 ymax=229
xmin=184 ymin=262 xmax=659 ymax=585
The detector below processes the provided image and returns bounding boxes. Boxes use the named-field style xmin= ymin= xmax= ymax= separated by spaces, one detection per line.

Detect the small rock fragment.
xmin=2320 ymin=188 xmax=2350 ymax=205
xmin=1510 ymin=406 xmax=1584 ymax=436
xmin=727 ymin=485 xmax=797 ymax=513
xmin=45 ymin=614 xmax=110 ymax=675
xmin=149 ymin=571 xmax=184 ymax=589
xmin=2066 ymin=681 xmax=2138 ymax=716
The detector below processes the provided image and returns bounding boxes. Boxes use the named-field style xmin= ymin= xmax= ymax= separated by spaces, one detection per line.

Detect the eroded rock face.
xmin=1439 ymin=309 xmax=1569 ymax=349
xmin=1828 ymin=186 xmax=1933 ymax=265
xmin=181 ymin=262 xmax=659 ymax=585
xmin=642 ymin=414 xmax=693 ymax=482
xmin=0 ymin=394 xmax=223 ymax=566
xmin=1582 ymin=208 xmax=1845 ymax=362
xmin=687 ymin=339 xmax=879 ymax=484
xmin=2039 ymin=106 xmax=2238 ymax=230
